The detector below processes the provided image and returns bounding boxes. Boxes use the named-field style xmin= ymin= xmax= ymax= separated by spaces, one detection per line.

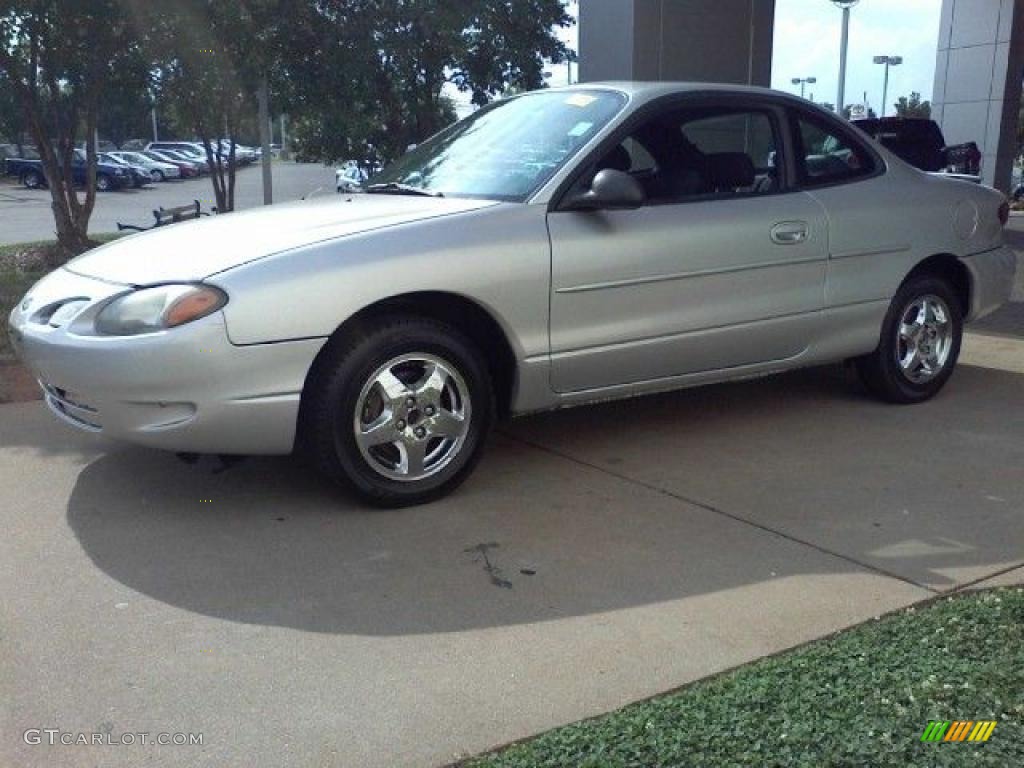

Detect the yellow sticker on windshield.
xmin=565 ymin=94 xmax=597 ymax=107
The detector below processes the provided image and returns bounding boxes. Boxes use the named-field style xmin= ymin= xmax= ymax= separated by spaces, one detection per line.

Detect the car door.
xmin=786 ymin=107 xmax=914 ymax=318
xmin=546 ymin=101 xmax=829 ymax=393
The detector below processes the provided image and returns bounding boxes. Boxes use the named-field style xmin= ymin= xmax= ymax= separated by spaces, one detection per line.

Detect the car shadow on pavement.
xmin=64 ymin=364 xmax=1024 ymax=635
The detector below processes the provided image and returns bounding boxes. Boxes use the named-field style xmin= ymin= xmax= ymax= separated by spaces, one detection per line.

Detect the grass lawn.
xmin=0 ymin=234 xmax=119 ymax=360
xmin=464 ymin=588 xmax=1023 ymax=768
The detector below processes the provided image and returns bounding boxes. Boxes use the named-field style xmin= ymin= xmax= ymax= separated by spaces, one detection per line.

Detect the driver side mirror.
xmin=562 ymin=168 xmax=645 ymax=211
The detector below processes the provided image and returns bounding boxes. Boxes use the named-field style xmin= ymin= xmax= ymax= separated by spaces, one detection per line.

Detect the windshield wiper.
xmin=364 ymin=182 xmax=443 ymax=198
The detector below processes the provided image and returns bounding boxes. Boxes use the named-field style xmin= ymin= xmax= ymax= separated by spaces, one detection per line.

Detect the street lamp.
xmin=830 ymin=0 xmax=860 ymax=115
xmin=873 ymin=55 xmax=903 ymax=117
xmin=791 ymin=76 xmax=817 ymax=100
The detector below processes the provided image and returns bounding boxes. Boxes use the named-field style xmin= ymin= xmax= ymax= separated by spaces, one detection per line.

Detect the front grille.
xmin=41 ymin=382 xmax=102 ymax=431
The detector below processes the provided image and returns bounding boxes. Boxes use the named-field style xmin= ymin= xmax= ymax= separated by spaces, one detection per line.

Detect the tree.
xmin=288 ymin=0 xmax=573 ymax=166
xmin=140 ymin=0 xmax=294 ymax=212
xmin=0 ymin=1 xmax=149 ymax=255
xmin=96 ymin=76 xmax=155 ymax=148
xmin=894 ymin=92 xmax=931 ymax=119
xmin=0 ymin=69 xmax=28 ymax=150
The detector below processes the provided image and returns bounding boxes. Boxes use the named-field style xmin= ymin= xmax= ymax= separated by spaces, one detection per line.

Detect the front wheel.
xmin=96 ymin=174 xmax=112 ymax=192
xmin=302 ymin=316 xmax=494 ymax=507
xmin=855 ymin=275 xmax=963 ymax=403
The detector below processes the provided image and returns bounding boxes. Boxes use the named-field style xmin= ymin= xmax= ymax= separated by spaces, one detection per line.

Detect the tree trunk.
xmin=226 ymin=139 xmax=236 ymax=212
xmin=201 ymin=135 xmax=229 ymax=213
xmin=21 ymin=97 xmax=92 ymax=257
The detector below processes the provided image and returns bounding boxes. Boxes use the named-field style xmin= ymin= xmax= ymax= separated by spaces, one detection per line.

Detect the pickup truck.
xmin=852 ymin=116 xmax=981 ymax=180
xmin=4 ymin=149 xmax=131 ymax=191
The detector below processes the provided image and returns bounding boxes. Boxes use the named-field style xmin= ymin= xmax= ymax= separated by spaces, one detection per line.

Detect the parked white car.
xmin=9 ymin=83 xmax=1016 ymax=506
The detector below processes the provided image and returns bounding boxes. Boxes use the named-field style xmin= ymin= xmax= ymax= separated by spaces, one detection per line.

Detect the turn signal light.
xmin=165 ymin=287 xmax=225 ymax=327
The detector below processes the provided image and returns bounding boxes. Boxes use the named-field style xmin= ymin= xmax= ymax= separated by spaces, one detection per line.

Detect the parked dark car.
xmin=1 ymin=144 xmax=39 ymax=174
xmin=99 ymin=152 xmax=152 ymax=188
xmin=0 ymin=143 xmax=23 ymax=167
xmin=5 ymin=149 xmax=131 ymax=191
xmin=852 ymin=116 xmax=981 ymax=178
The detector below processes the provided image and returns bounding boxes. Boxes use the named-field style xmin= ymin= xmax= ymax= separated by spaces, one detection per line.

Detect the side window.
xmin=592 ymin=107 xmax=782 ymax=204
xmin=794 ymin=113 xmax=876 ymax=186
xmin=681 ymin=112 xmax=778 ymax=171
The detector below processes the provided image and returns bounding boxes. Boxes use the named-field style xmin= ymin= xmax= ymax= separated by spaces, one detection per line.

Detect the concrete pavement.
xmin=2 ymin=324 xmax=1022 ymax=766
xmin=0 ymin=162 xmax=337 ymax=245
xmin=2 ymin=230 xmax=1023 ymax=767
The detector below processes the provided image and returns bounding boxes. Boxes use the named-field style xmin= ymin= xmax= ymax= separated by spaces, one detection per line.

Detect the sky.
xmin=446 ymin=0 xmax=942 ymax=117
xmin=771 ymin=0 xmax=943 ymax=112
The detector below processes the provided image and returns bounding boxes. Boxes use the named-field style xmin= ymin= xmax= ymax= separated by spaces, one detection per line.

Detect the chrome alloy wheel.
xmin=353 ymin=353 xmax=472 ymax=482
xmin=896 ymin=294 xmax=953 ymax=384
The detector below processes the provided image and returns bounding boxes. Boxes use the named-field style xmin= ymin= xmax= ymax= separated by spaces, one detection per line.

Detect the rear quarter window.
xmin=792 ymin=110 xmax=879 ymax=187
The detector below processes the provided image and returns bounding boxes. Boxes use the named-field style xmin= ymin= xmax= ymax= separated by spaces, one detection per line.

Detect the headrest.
xmin=705 ymin=152 xmax=755 ymax=189
xmin=597 ymin=145 xmax=631 ymax=173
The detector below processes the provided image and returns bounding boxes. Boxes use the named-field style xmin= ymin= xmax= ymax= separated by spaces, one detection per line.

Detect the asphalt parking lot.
xmin=1 ymin=231 xmax=1022 ymax=768
xmin=0 ymin=161 xmax=338 ymax=245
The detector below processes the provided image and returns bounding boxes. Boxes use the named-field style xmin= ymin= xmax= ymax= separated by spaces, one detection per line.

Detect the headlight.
xmin=95 ymin=284 xmax=227 ymax=336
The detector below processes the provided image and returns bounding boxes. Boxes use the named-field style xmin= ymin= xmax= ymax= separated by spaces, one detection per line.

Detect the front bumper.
xmin=960 ymin=245 xmax=1017 ymax=321
xmin=8 ymin=267 xmax=325 ymax=455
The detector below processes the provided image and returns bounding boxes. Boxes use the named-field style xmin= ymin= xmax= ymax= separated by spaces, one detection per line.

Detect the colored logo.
xmin=921 ymin=720 xmax=996 ymax=742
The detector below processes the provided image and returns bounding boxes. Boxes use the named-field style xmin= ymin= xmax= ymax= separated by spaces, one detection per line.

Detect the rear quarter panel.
xmin=812 ymin=159 xmax=1003 ymax=310
xmin=806 ymin=153 xmax=1005 ymax=360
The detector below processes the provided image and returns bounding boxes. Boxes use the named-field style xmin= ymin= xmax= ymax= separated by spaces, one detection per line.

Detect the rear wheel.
xmin=96 ymin=173 xmax=112 ymax=192
xmin=152 ymin=170 xmax=166 ymax=182
xmin=23 ymin=170 xmax=44 ymax=189
xmin=855 ymin=275 xmax=962 ymax=403
xmin=303 ymin=316 xmax=494 ymax=507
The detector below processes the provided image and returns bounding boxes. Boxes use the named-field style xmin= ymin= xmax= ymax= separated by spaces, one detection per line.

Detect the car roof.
xmin=547 ymin=81 xmax=808 ymax=108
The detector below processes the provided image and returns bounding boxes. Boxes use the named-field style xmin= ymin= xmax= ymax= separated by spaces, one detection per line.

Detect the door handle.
xmin=770 ymin=221 xmax=809 ymax=245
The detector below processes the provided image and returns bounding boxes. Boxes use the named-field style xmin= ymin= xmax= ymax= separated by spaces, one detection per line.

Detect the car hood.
xmin=65 ymin=194 xmax=500 ymax=285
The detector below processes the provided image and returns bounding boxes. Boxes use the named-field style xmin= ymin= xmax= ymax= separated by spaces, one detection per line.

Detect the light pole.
xmin=791 ymin=76 xmax=817 ymax=100
xmin=830 ymin=1 xmax=860 ymax=115
xmin=873 ymin=55 xmax=903 ymax=116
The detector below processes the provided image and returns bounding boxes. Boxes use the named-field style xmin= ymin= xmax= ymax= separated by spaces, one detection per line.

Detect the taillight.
xmin=998 ymin=200 xmax=1009 ymax=227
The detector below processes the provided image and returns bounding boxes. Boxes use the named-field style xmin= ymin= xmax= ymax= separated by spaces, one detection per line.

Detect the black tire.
xmin=96 ymin=173 xmax=112 ymax=192
xmin=153 ymin=170 xmax=166 ymax=182
xmin=23 ymin=170 xmax=44 ymax=189
xmin=855 ymin=274 xmax=963 ymax=404
xmin=302 ymin=315 xmax=494 ymax=507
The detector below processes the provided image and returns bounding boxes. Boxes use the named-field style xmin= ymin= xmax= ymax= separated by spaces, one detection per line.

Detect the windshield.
xmin=368 ymin=89 xmax=627 ymax=202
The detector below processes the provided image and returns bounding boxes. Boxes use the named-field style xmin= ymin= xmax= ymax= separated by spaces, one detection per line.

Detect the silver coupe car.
xmin=8 ymin=83 xmax=1016 ymax=506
